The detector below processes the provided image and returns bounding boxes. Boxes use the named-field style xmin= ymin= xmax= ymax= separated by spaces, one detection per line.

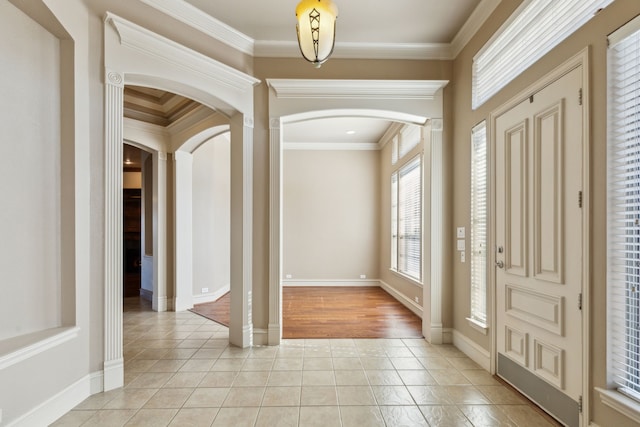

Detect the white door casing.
xmin=494 ymin=65 xmax=584 ymax=425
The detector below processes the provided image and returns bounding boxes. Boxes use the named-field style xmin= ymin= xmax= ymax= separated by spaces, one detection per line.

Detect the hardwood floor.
xmin=191 ymin=286 xmax=423 ymax=339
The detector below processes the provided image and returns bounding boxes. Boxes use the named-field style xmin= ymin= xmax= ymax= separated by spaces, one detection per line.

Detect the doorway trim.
xmin=266 ymin=79 xmax=449 ymax=345
xmin=488 ymin=47 xmax=590 ymax=423
xmin=103 ymin=13 xmax=259 ymax=391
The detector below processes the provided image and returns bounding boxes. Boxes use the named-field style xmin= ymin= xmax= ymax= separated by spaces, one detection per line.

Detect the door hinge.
xmin=578 ymin=395 xmax=583 ymax=413
xmin=578 ymin=293 xmax=583 ymax=311
xmin=578 ymin=191 xmax=583 ymax=208
xmin=578 ymin=88 xmax=583 ymax=106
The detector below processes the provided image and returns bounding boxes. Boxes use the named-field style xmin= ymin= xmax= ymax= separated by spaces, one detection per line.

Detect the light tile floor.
xmin=51 ymin=298 xmax=560 ymax=426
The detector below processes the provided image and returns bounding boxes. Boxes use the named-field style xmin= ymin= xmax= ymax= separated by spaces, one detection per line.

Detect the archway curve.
xmin=266 ymin=79 xmax=448 ymax=346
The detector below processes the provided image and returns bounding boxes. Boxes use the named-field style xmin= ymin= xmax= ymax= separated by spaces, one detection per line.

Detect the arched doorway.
xmin=103 ymin=13 xmax=259 ymax=391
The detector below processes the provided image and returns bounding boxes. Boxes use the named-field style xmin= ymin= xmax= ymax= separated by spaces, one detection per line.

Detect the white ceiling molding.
xmin=106 ymin=12 xmax=260 ymax=92
xmin=136 ymin=0 xmax=501 ymax=61
xmin=137 ymin=0 xmax=255 ymax=55
xmin=283 ymin=142 xmax=381 ymax=151
xmin=268 ymin=79 xmax=448 ymax=100
xmin=450 ymin=0 xmax=502 ymax=58
xmin=255 ymin=40 xmax=452 ymax=60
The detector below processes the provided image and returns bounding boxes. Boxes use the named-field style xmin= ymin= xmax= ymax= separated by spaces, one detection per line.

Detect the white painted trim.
xmin=0 ymin=327 xmax=80 ymax=371
xmin=253 ymin=328 xmax=268 ymax=346
xmin=443 ymin=328 xmax=453 ymax=345
xmin=466 ymin=317 xmax=489 ymax=335
xmin=105 ymin=13 xmax=260 ymax=92
xmin=7 ymin=371 xmax=100 ymax=427
xmin=453 ymin=330 xmax=491 ymax=371
xmin=283 ymin=142 xmax=380 ymax=151
xmin=256 ymin=40 xmax=452 ymax=60
xmin=103 ymin=358 xmax=124 ymax=392
xmin=192 ymin=285 xmax=230 ymax=305
xmin=450 ymin=0 xmax=502 ymax=58
xmin=267 ymin=79 xmax=448 ymax=100
xmin=283 ymin=279 xmax=381 ymax=287
xmin=596 ymin=388 xmax=640 ymax=425
xmin=137 ymin=0 xmax=255 ymax=55
xmin=379 ymin=280 xmax=423 ymax=318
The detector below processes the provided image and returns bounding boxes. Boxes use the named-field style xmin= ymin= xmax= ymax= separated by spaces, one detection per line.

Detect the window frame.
xmin=390 ymin=125 xmax=423 ymax=285
xmin=467 ymin=121 xmax=489 ymax=334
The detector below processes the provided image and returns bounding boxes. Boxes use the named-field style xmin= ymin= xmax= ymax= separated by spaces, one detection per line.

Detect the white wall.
xmin=0 ymin=1 xmax=61 ymax=341
xmin=192 ymin=134 xmax=231 ymax=299
xmin=283 ymin=149 xmax=380 ymax=283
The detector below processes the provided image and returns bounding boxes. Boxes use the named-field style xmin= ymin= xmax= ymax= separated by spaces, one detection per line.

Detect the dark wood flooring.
xmin=191 ymin=286 xmax=423 ymax=339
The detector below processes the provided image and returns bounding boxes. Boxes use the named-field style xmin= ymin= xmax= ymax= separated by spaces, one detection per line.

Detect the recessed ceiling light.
xmin=346 ymin=130 xmax=356 ymax=135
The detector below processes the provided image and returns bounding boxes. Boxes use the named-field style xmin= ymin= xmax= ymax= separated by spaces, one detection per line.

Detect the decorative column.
xmin=229 ymin=114 xmax=254 ymax=348
xmin=153 ymin=151 xmax=168 ymax=312
xmin=268 ymin=118 xmax=283 ymax=345
xmin=427 ymin=119 xmax=444 ymax=344
xmin=173 ymin=150 xmax=194 ymax=312
xmin=104 ymin=69 xmax=124 ymax=391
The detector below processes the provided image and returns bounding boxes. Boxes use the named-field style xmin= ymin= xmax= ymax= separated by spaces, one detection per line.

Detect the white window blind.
xmin=473 ymin=0 xmax=613 ymax=110
xmin=607 ymin=14 xmax=640 ymax=403
xmin=399 ymin=125 xmax=421 ymax=159
xmin=470 ymin=122 xmax=487 ymax=325
xmin=391 ymin=135 xmax=399 ymax=166
xmin=391 ymin=172 xmax=398 ymax=271
xmin=397 ymin=155 xmax=422 ymax=281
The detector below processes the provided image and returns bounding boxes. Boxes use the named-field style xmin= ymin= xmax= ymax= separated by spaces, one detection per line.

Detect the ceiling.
xmin=123 ymin=0 xmax=492 ymax=153
xmin=183 ymin=0 xmax=482 ymax=46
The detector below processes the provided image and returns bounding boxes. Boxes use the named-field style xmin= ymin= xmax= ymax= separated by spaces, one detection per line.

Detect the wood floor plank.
xmin=191 ymin=286 xmax=423 ymax=339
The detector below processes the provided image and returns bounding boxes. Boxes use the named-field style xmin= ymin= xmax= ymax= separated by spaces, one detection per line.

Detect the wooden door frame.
xmin=488 ymin=47 xmax=590 ymax=424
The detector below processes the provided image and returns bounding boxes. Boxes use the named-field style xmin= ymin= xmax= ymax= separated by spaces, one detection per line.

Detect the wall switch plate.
xmin=359 ymin=274 xmax=366 ymax=279
xmin=457 ymin=239 xmax=465 ymax=251
xmin=285 ymin=274 xmax=292 ymax=279
xmin=461 ymin=251 xmax=466 ymax=263
xmin=201 ymin=287 xmax=209 ymax=293
xmin=457 ymin=227 xmax=465 ymax=238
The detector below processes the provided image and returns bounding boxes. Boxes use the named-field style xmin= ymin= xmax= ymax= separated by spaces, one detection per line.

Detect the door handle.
xmin=496 ymin=260 xmax=504 ymax=269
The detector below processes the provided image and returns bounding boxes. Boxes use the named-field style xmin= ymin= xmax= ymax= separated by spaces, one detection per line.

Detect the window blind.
xmin=473 ymin=0 xmax=614 ymax=110
xmin=397 ymin=155 xmax=422 ymax=281
xmin=399 ymin=125 xmax=421 ymax=159
xmin=608 ymin=15 xmax=640 ymax=402
xmin=470 ymin=122 xmax=487 ymax=325
xmin=391 ymin=172 xmax=398 ymax=271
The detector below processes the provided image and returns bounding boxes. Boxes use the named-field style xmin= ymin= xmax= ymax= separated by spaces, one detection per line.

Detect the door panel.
xmin=495 ymin=66 xmax=583 ymax=426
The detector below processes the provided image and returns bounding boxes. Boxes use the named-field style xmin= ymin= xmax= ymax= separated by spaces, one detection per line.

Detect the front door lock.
xmin=496 ymin=260 xmax=504 ymax=269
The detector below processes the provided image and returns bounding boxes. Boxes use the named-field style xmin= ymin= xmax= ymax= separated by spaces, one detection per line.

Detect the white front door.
xmin=494 ymin=66 xmax=583 ymax=426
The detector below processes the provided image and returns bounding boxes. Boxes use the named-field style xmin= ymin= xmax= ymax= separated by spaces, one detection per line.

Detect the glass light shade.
xmin=296 ymin=0 xmax=338 ymax=68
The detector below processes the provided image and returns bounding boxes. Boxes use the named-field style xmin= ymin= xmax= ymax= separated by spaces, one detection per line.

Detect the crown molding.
xmin=256 ymin=40 xmax=452 ymax=60
xmin=105 ymin=12 xmax=260 ymax=92
xmin=450 ymin=0 xmax=502 ymax=58
xmin=137 ymin=0 xmax=255 ymax=55
xmin=267 ymin=79 xmax=448 ymax=100
xmin=284 ymin=142 xmax=381 ymax=151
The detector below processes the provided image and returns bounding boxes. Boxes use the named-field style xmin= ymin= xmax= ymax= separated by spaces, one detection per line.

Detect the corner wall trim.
xmin=452 ymin=329 xmax=491 ymax=371
xmin=0 ymin=326 xmax=80 ymax=371
xmin=6 ymin=370 xmax=101 ymax=427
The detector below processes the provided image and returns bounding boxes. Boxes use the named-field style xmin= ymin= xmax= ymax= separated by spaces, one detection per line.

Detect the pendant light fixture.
xmin=295 ymin=0 xmax=338 ymax=68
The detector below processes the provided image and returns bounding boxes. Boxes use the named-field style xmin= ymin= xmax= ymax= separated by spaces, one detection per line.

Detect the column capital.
xmin=243 ymin=115 xmax=254 ymax=128
xmin=105 ymin=69 xmax=124 ymax=88
xmin=431 ymin=118 xmax=443 ymax=132
xmin=269 ymin=118 xmax=281 ymax=130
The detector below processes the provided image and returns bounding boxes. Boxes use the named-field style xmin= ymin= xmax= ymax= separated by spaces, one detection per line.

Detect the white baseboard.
xmin=8 ymin=370 xmax=101 ymax=427
xmin=283 ymin=279 xmax=381 ymax=287
xmin=193 ymin=285 xmax=230 ymax=305
xmin=253 ymin=328 xmax=268 ymax=346
xmin=443 ymin=328 xmax=453 ymax=345
xmin=379 ymin=280 xmax=423 ymax=318
xmin=452 ymin=329 xmax=491 ymax=371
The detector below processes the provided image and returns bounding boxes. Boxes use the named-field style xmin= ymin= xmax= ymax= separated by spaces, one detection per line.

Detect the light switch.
xmin=461 ymin=251 xmax=466 ymax=263
xmin=457 ymin=227 xmax=465 ymax=238
xmin=457 ymin=239 xmax=465 ymax=251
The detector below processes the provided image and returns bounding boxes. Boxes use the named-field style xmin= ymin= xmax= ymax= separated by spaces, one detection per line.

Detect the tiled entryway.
xmin=51 ymin=298 xmax=559 ymax=426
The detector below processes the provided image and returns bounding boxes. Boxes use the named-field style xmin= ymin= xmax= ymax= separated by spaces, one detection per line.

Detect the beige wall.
xmin=283 ymin=149 xmax=380 ymax=282
xmin=450 ymin=1 xmax=640 ymax=425
xmin=192 ymin=134 xmax=231 ymax=297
